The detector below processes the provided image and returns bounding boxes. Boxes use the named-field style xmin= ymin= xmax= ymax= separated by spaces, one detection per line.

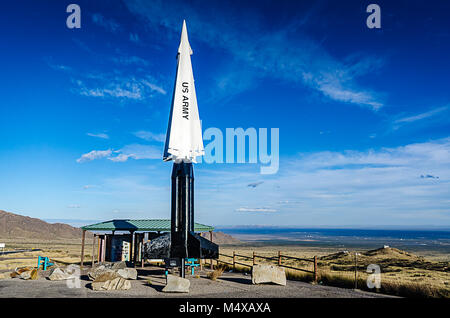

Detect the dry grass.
xmin=0 ymin=239 xmax=92 ymax=272
xmin=218 ymin=245 xmax=450 ymax=298
xmin=207 ymin=265 xmax=226 ymax=280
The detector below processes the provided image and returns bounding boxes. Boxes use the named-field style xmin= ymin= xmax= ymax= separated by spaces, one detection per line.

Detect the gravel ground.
xmin=0 ymin=266 xmax=394 ymax=298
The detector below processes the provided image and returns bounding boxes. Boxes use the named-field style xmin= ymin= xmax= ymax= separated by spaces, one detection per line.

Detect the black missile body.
xmin=170 ymin=162 xmax=218 ymax=260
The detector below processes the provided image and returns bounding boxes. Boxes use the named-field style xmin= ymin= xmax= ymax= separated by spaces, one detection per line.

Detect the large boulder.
xmin=251 ymin=264 xmax=286 ymax=286
xmin=93 ymin=270 xmax=120 ymax=282
xmin=162 ymin=274 xmax=190 ymax=293
xmin=91 ymin=277 xmax=131 ymax=291
xmin=48 ymin=267 xmax=74 ymax=281
xmin=88 ymin=261 xmax=127 ymax=280
xmin=10 ymin=267 xmax=33 ymax=279
xmin=144 ymin=233 xmax=171 ymax=259
xmin=117 ymin=268 xmax=138 ymax=280
xmin=110 ymin=261 xmax=127 ymax=270
xmin=88 ymin=266 xmax=137 ymax=281
xmin=65 ymin=264 xmax=80 ymax=275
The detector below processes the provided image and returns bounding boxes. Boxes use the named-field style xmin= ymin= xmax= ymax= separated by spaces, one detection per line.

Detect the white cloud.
xmin=393 ymin=105 xmax=449 ymax=129
xmin=124 ymin=0 xmax=384 ymax=110
xmin=112 ymin=144 xmax=161 ymax=161
xmin=194 ymin=137 xmax=450 ymax=225
xmin=133 ymin=130 xmax=165 ymax=142
xmin=235 ymin=207 xmax=277 ymax=213
xmin=108 ymin=154 xmax=131 ymax=162
xmin=76 ymin=149 xmax=112 ymax=163
xmin=67 ymin=204 xmax=81 ymax=208
xmin=77 ymin=144 xmax=161 ymax=163
xmin=73 ymin=74 xmax=166 ymax=101
xmin=87 ymin=132 xmax=109 ymax=139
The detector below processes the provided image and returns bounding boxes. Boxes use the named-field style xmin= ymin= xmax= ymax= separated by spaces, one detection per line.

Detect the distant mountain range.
xmin=0 ymin=210 xmax=240 ymax=244
xmin=0 ymin=210 xmax=89 ymax=240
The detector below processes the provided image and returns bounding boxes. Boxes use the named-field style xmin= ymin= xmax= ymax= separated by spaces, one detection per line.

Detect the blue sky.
xmin=0 ymin=0 xmax=449 ymax=227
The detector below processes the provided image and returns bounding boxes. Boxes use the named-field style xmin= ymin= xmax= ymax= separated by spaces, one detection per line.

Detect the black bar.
xmin=170 ymin=162 xmax=193 ymax=259
xmin=280 ymin=254 xmax=315 ymax=262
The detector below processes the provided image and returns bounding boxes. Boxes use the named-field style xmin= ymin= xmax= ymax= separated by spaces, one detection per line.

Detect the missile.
xmin=163 ymin=20 xmax=218 ymax=277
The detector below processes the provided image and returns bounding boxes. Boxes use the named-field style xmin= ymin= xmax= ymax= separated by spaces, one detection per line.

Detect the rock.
xmin=65 ymin=264 xmax=80 ymax=275
xmin=19 ymin=270 xmax=33 ymax=280
xmin=29 ymin=269 xmax=38 ymax=280
xmin=10 ymin=267 xmax=33 ymax=279
xmin=93 ymin=270 xmax=121 ymax=282
xmin=117 ymin=268 xmax=137 ymax=280
xmin=111 ymin=261 xmax=127 ymax=270
xmin=48 ymin=267 xmax=74 ymax=281
xmin=88 ymin=262 xmax=128 ymax=280
xmin=144 ymin=233 xmax=171 ymax=259
xmin=162 ymin=274 xmax=190 ymax=293
xmin=91 ymin=277 xmax=131 ymax=291
xmin=251 ymin=264 xmax=286 ymax=286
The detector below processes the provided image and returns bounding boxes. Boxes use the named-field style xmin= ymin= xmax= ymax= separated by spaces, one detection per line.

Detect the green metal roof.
xmin=81 ymin=219 xmax=214 ymax=232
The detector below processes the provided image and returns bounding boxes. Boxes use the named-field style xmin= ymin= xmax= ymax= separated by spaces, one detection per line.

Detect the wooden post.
xmin=209 ymin=231 xmax=213 ymax=269
xmin=80 ymin=230 xmax=86 ymax=269
xmin=252 ymin=251 xmax=255 ymax=266
xmin=314 ymin=256 xmax=318 ymax=283
xmin=278 ymin=251 xmax=281 ymax=266
xmin=130 ymin=231 xmax=135 ymax=266
xmin=141 ymin=234 xmax=145 ymax=268
xmin=354 ymin=252 xmax=358 ymax=289
xmin=91 ymin=234 xmax=96 ymax=267
xmin=97 ymin=235 xmax=100 ymax=263
xmin=233 ymin=251 xmax=236 ymax=271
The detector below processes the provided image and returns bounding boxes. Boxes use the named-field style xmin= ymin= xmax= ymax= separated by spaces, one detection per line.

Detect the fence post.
xmin=354 ymin=252 xmax=358 ymax=289
xmin=252 ymin=251 xmax=255 ymax=266
xmin=278 ymin=251 xmax=281 ymax=266
xmin=314 ymin=256 xmax=318 ymax=283
xmin=233 ymin=251 xmax=236 ymax=271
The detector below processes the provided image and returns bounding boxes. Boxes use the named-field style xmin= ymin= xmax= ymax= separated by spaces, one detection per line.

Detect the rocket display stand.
xmin=170 ymin=161 xmax=218 ymax=277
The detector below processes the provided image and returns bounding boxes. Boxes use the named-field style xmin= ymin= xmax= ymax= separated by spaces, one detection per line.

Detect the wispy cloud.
xmin=124 ymin=0 xmax=384 ymax=110
xmin=87 ymin=132 xmax=109 ymax=139
xmin=111 ymin=144 xmax=161 ymax=161
xmin=393 ymin=105 xmax=449 ymax=127
xmin=83 ymin=185 xmax=98 ymax=190
xmin=77 ymin=144 xmax=161 ymax=163
xmin=133 ymin=130 xmax=165 ymax=142
xmin=92 ymin=13 xmax=121 ymax=33
xmin=129 ymin=33 xmax=140 ymax=43
xmin=76 ymin=149 xmax=112 ymax=163
xmin=192 ymin=137 xmax=450 ymax=224
xmin=72 ymin=73 xmax=166 ymax=101
xmin=67 ymin=204 xmax=81 ymax=208
xmin=235 ymin=207 xmax=277 ymax=213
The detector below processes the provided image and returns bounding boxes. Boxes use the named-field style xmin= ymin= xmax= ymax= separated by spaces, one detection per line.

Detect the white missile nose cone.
xmin=179 ymin=19 xmax=193 ymax=55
